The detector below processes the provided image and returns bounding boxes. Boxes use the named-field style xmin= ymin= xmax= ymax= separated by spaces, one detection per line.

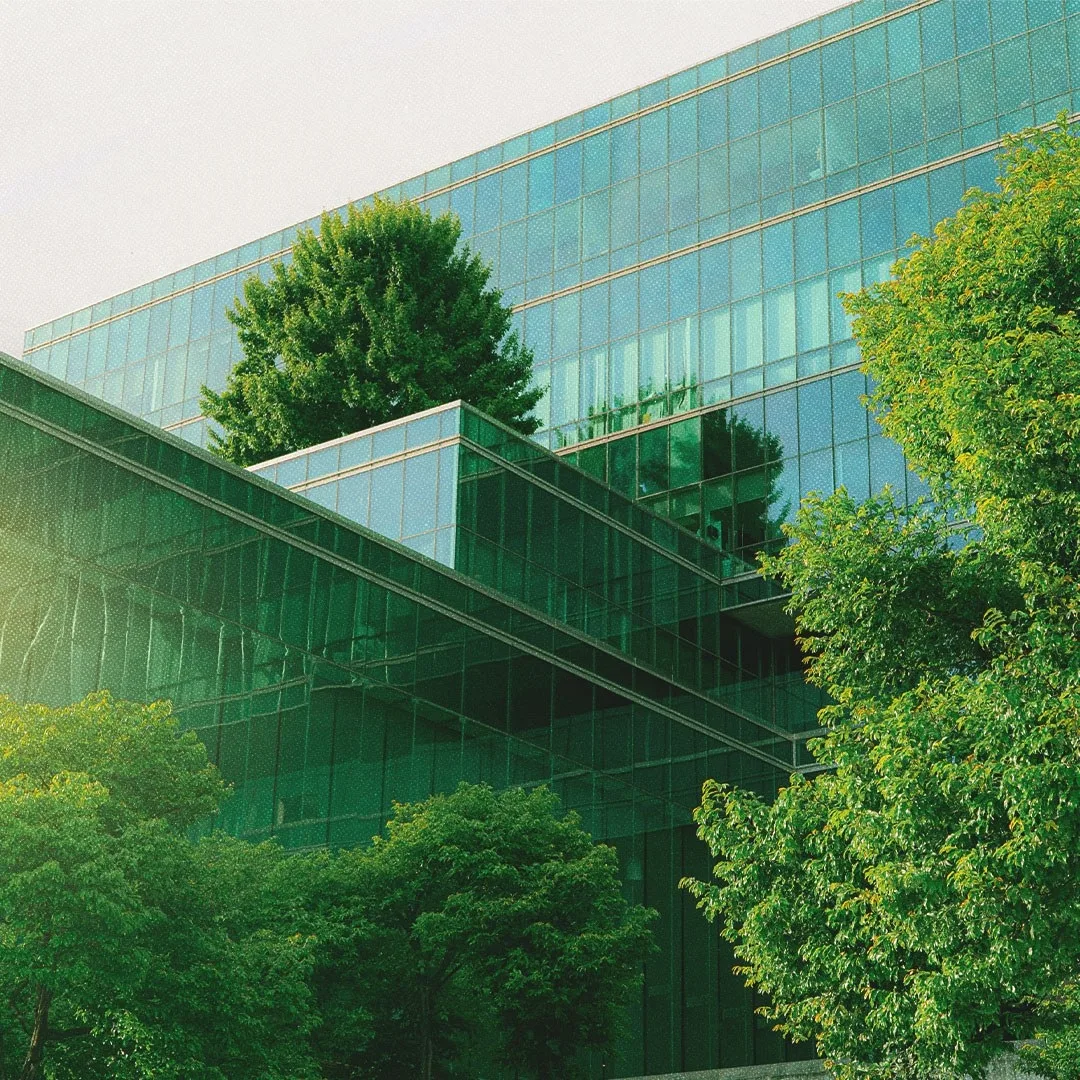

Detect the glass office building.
xmin=13 ymin=0 xmax=1080 ymax=1073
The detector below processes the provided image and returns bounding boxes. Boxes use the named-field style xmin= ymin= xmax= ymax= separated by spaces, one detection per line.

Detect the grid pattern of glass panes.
xmin=240 ymin=397 xmax=824 ymax=739
xmin=0 ymin=350 xmax=822 ymax=1076
xmin=561 ymin=367 xmax=924 ymax=571
xmin=21 ymin=0 xmax=926 ymax=352
xmin=250 ymin=403 xmax=462 ymax=564
xmin=22 ymin=1 xmax=1079 ymax=448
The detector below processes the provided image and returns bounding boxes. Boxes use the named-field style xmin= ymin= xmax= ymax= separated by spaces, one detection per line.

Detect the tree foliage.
xmin=202 ymin=197 xmax=542 ymax=464
xmin=309 ymin=783 xmax=655 ymax=1080
xmin=0 ymin=697 xmax=649 ymax=1080
xmin=682 ymin=118 xmax=1080 ymax=1079
xmin=0 ymin=692 xmax=317 ymax=1080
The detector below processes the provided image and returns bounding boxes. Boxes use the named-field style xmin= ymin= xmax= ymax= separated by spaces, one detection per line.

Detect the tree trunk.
xmin=419 ymin=986 xmax=433 ymax=1080
xmin=18 ymin=987 xmax=51 ymax=1080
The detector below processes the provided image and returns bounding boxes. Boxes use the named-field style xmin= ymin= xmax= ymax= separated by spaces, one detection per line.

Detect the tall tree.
xmin=0 ymin=692 xmax=318 ymax=1080
xmin=682 ymin=118 xmax=1080 ymax=1080
xmin=308 ymin=783 xmax=655 ymax=1080
xmin=202 ymin=197 xmax=542 ymax=465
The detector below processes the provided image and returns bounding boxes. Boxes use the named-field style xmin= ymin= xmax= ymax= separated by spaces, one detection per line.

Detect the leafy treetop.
xmin=308 ymin=782 xmax=656 ymax=1080
xmin=201 ymin=197 xmax=542 ymax=465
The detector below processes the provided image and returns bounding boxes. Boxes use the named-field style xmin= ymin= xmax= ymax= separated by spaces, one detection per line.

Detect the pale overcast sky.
xmin=0 ymin=0 xmax=844 ymax=357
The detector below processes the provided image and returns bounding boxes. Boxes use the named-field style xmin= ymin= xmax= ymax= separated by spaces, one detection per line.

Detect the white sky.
xmin=1 ymin=0 xmax=845 ymax=357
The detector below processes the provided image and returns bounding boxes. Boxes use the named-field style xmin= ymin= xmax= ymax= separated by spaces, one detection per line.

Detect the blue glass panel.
xmin=762 ymin=221 xmax=794 ymax=289
xmin=887 ymin=11 xmax=923 ymax=78
xmin=555 ymin=142 xmax=583 ymax=205
xmin=697 ymin=86 xmax=727 ymax=149
xmin=1029 ymin=22 xmax=1070 ymax=100
xmin=501 ymin=163 xmax=527 ymax=222
xmin=796 ymin=277 xmax=830 ymax=352
xmin=832 ymin=369 xmax=869 ymax=443
xmin=581 ymin=190 xmax=610 ymax=260
xmin=921 ymin=2 xmax=956 ymax=64
xmin=789 ymin=50 xmax=822 ymax=115
xmin=794 ymin=211 xmax=827 ymax=279
xmin=994 ymin=37 xmax=1033 ymax=115
xmin=829 ymin=266 xmax=862 ymax=342
xmin=764 ymin=387 xmax=798 ymax=460
xmin=954 ymin=0 xmax=991 ymax=53
xmin=436 ymin=446 xmax=458 ymax=529
xmin=668 ymin=157 xmax=698 ymax=229
xmin=369 ymin=461 xmax=404 ymax=537
xmin=894 ymin=174 xmax=931 ymax=242
xmin=528 ymin=154 xmax=555 ymax=214
xmin=890 ymin=73 xmax=927 ymax=148
xmin=402 ymin=452 xmax=439 ymax=536
xmin=797 ymin=378 xmax=832 ymax=452
xmin=612 ymin=121 xmax=639 ymax=182
xmin=698 ymin=146 xmax=728 ymax=218
xmin=67 ymin=332 xmax=89 ymax=383
xmin=669 ymin=98 xmax=697 ymax=161
xmin=526 ymin=211 xmax=554 ymax=279
xmin=728 ymin=73 xmax=759 ymax=140
xmin=127 ymin=307 xmax=150 ymax=360
xmin=822 ymin=38 xmax=854 ymax=104
xmin=450 ymin=184 xmax=474 ymax=234
xmin=760 ymin=122 xmax=792 ymax=198
xmin=860 ymin=187 xmax=895 ymax=257
xmin=610 ymin=180 xmax=638 ymax=250
xmin=609 ymin=274 xmax=638 ymax=338
xmin=669 ymin=253 xmax=698 ymax=321
xmin=730 ymin=233 xmax=761 ymax=301
xmin=639 ymin=109 xmax=668 ymax=172
xmin=758 ymin=62 xmax=791 ymax=129
xmin=582 ymin=131 xmax=611 ymax=193
xmin=523 ymin=303 xmax=552 ymax=358
xmin=499 ymin=221 xmax=525 ymax=284
xmin=855 ymin=24 xmax=888 ymax=91
xmin=580 ymin=283 xmax=609 ymax=350
xmin=729 ymin=134 xmax=760 ymax=208
xmin=699 ymin=243 xmax=729 ymax=309
xmin=856 ymin=86 xmax=890 ymax=162
xmin=928 ymin=161 xmax=966 ymax=229
xmin=827 ymin=198 xmax=861 ymax=266
xmin=554 ymin=202 xmax=580 ymax=270
xmin=963 ymin=150 xmax=1000 ymax=195
xmin=337 ymin=470 xmax=370 ymax=526
xmin=639 ymin=170 xmax=667 ymax=238
xmin=792 ymin=111 xmax=825 ymax=186
xmin=553 ymin=293 xmax=580 ymax=356
xmin=147 ymin=303 xmax=171 ymax=357
xmin=639 ymin=263 xmax=669 ymax=329
xmin=990 ymin=0 xmax=1027 ymax=39
xmin=1028 ymin=0 xmax=1064 ymax=27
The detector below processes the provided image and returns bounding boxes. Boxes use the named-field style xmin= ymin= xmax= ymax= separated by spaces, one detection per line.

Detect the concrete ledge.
xmin=622 ymin=1051 xmax=1039 ymax=1080
xmin=622 ymin=1061 xmax=826 ymax=1080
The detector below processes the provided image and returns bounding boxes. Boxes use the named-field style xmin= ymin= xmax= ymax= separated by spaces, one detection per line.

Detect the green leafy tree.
xmin=309 ymin=782 xmax=655 ymax=1080
xmin=682 ymin=118 xmax=1080 ymax=1079
xmin=0 ymin=692 xmax=318 ymax=1080
xmin=202 ymin=197 xmax=542 ymax=464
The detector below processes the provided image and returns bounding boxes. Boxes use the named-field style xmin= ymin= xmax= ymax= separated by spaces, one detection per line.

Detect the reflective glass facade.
xmin=21 ymin=0 xmax=1080 ymax=573
xmin=14 ymin=0 xmax=1080 ymax=1073
xmin=0 ymin=351 xmax=810 ymax=1075
xmin=249 ymin=400 xmax=824 ymax=742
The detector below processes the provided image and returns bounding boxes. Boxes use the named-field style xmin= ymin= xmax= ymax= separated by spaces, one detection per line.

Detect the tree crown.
xmin=202 ymin=197 xmax=542 ymax=465
xmin=683 ymin=118 xmax=1080 ymax=1080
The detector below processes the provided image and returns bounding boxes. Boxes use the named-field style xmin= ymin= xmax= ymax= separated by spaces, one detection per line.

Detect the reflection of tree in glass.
xmin=569 ymin=378 xmax=794 ymax=571
xmin=696 ymin=408 xmax=791 ymax=572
